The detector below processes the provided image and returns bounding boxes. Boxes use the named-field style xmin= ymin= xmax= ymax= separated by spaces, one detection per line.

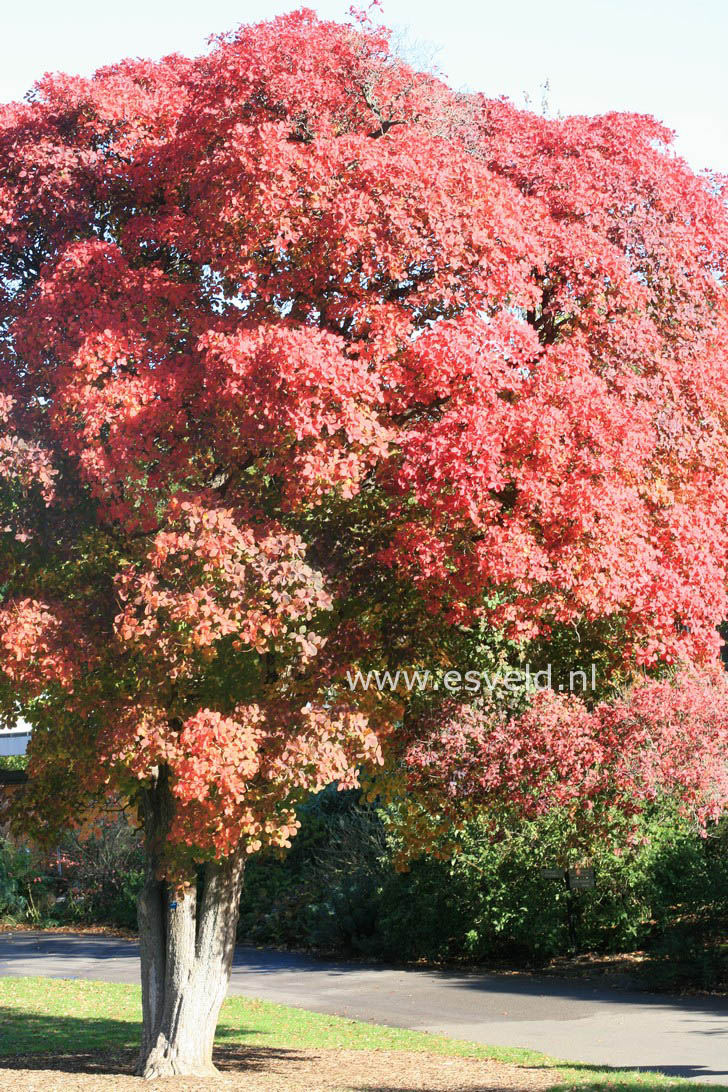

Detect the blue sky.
xmin=2 ymin=0 xmax=727 ymax=172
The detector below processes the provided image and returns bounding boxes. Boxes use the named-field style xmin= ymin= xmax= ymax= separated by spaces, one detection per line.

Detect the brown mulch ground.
xmin=0 ymin=923 xmax=137 ymax=939
xmin=0 ymin=1047 xmax=563 ymax=1092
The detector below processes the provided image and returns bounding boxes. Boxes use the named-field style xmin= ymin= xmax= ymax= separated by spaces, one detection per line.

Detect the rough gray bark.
xmin=136 ymin=776 xmax=245 ymax=1078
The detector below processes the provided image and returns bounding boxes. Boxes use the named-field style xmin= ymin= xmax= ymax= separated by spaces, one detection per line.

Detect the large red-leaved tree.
xmin=2 ymin=8 xmax=728 ymax=1076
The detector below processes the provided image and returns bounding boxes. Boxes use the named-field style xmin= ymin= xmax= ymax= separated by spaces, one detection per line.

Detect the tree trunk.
xmin=136 ymin=778 xmax=245 ymax=1078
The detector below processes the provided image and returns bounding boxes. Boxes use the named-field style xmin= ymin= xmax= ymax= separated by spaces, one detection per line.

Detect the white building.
xmin=0 ymin=724 xmax=31 ymax=757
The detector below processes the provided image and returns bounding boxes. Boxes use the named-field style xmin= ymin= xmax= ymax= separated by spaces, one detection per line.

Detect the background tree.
xmin=1 ymin=7 xmax=728 ymax=1078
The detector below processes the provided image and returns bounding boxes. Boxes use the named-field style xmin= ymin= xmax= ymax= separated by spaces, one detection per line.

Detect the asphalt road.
xmin=0 ymin=931 xmax=726 ymax=1083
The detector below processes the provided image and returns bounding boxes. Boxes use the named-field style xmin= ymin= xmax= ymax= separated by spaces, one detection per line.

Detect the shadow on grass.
xmin=0 ymin=1001 xmax=133 ymax=1075
xmin=0 ymin=1047 xmax=313 ymax=1078
xmin=543 ymin=1060 xmax=728 ymax=1085
xmin=346 ymin=1086 xmax=728 ymax=1092
xmin=0 ymin=1006 xmax=313 ymax=1077
xmin=1 ymin=1008 xmax=726 ymax=1089
xmin=0 ymin=1048 xmax=137 ymax=1076
xmin=543 ymin=1060 xmax=728 ymax=1082
xmin=548 ymin=1070 xmax=728 ymax=1089
xmin=0 ymin=1006 xmax=139 ymax=1059
xmin=338 ymin=1062 xmax=728 ymax=1091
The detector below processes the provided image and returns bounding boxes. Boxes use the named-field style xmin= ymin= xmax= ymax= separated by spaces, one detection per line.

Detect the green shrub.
xmin=0 ymin=817 xmax=144 ymax=930
xmin=237 ymin=791 xmax=728 ymax=987
xmin=0 ymin=837 xmax=30 ymax=919
xmin=56 ymin=818 xmax=144 ymax=929
xmin=5 ymin=784 xmax=727 ymax=991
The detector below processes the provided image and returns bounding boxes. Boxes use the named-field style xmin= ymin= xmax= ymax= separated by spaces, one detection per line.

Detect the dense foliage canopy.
xmin=1 ymin=8 xmax=728 ymax=874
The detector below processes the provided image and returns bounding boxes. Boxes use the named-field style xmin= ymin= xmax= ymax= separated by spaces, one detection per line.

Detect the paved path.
xmin=0 ymin=931 xmax=726 ymax=1083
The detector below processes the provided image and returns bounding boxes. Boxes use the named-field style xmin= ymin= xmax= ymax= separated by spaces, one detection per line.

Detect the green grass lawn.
xmin=0 ymin=976 xmax=723 ymax=1092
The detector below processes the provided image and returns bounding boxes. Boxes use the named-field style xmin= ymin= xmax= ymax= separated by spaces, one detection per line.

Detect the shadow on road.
xmin=232 ymin=943 xmax=728 ymax=1021
xmin=3 ymin=932 xmax=727 ymax=1024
